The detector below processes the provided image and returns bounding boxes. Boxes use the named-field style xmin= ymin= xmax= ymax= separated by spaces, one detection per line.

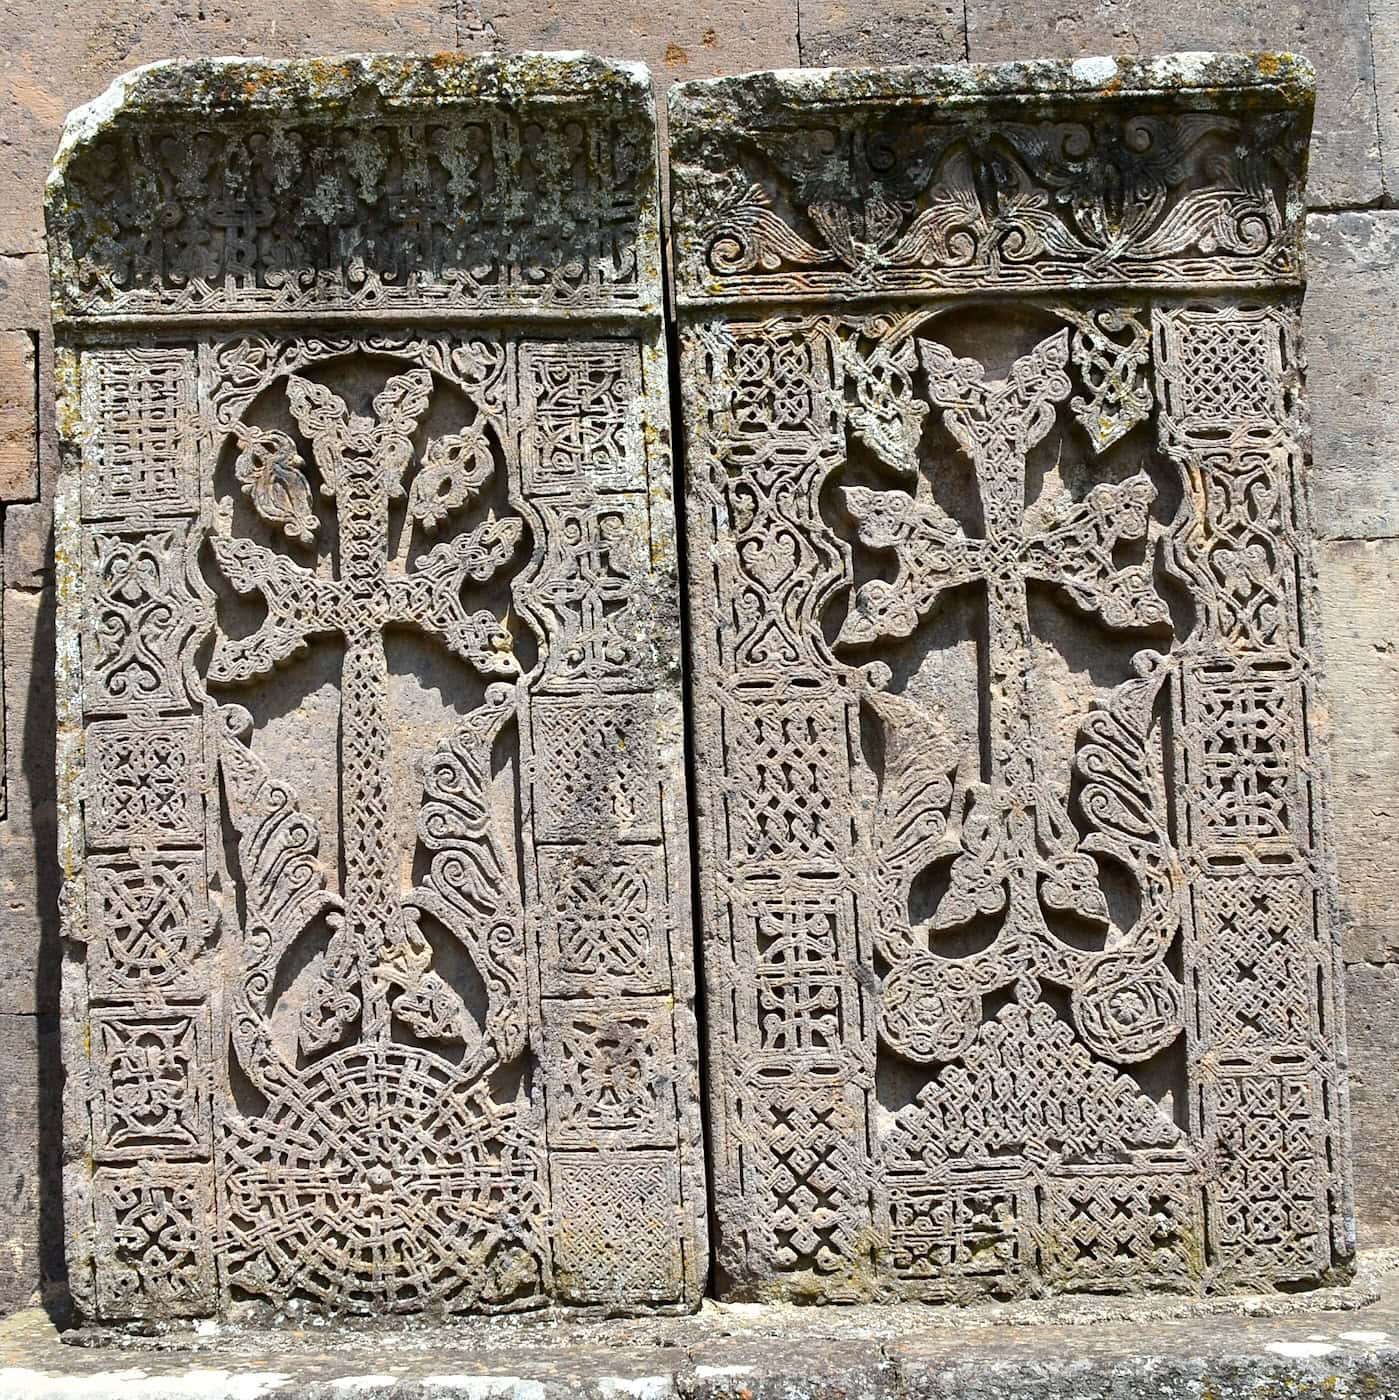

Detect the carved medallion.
xmin=51 ymin=54 xmax=703 ymax=1319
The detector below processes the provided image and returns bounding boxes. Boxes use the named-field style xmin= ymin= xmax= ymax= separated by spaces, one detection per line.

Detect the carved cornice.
xmin=46 ymin=53 xmax=662 ymax=321
xmin=668 ymin=53 xmax=1314 ymax=306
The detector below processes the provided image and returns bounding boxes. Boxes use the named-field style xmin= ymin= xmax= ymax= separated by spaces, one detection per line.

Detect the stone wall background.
xmin=1 ymin=0 xmax=1395 ymax=1317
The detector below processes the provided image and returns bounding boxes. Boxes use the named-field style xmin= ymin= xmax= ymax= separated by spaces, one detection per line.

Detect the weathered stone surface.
xmin=966 ymin=0 xmax=1381 ymax=210
xmin=0 ymin=1256 xmax=1396 ymax=1398
xmin=670 ymin=54 xmax=1353 ymax=1302
xmin=0 ymin=586 xmax=56 ymax=1017
xmin=0 ymin=0 xmax=800 ymax=261
xmin=3 ymin=503 xmax=49 ymax=592
xmin=0 ymin=0 xmax=460 ymax=257
xmin=1346 ymin=965 xmax=1399 ymax=1242
xmin=0 ymin=1012 xmax=59 ymax=1318
xmin=1317 ymin=540 xmax=1399 ymax=967
xmin=0 ymin=332 xmax=36 ymax=504
xmin=1305 ymin=214 xmax=1399 ymax=541
xmin=797 ymin=0 xmax=963 ymax=68
xmin=48 ymin=53 xmax=703 ymax=1321
xmin=1371 ymin=0 xmax=1399 ymax=202
xmin=0 ymin=256 xmax=47 ymax=329
xmin=487 ymin=0 xmax=799 ymax=99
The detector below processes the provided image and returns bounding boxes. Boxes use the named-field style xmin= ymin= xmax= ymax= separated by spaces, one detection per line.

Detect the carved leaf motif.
xmin=739 ymin=529 xmax=798 ymax=591
xmin=705 ymin=182 xmax=829 ymax=274
xmin=1025 ymin=476 xmax=1169 ymax=630
xmin=420 ymin=512 xmax=522 ymax=583
xmin=1039 ymin=850 xmax=1110 ymax=924
xmin=885 ymin=179 xmax=984 ymax=269
xmin=214 ymin=703 xmax=344 ymax=1078
xmin=284 ymin=374 xmax=355 ymax=497
xmin=1058 ymin=306 xmax=1153 ymax=454
xmin=299 ymin=971 xmax=361 ymax=1055
xmin=1134 ymin=188 xmax=1278 ymax=260
xmin=396 ymin=969 xmax=472 ymax=1042
xmin=410 ymin=425 xmax=495 ymax=530
xmin=864 ymin=188 xmax=907 ymax=250
xmin=377 ymin=911 xmax=476 ymax=1048
xmin=408 ymin=683 xmax=527 ymax=1066
xmin=837 ymin=485 xmax=976 ymax=647
xmin=835 ymin=332 xmax=928 ymax=475
xmin=867 ymin=687 xmax=959 ymax=885
xmin=232 ymin=424 xmax=318 ymax=543
xmin=215 ymin=703 xmax=339 ymax=968
xmin=1074 ymin=650 xmax=1175 ymax=880
xmin=206 ymin=535 xmax=328 ymax=682
xmin=1070 ymin=650 xmax=1184 ymax=1062
xmin=409 ymin=514 xmax=524 ymax=676
xmin=371 ymin=367 xmax=434 ymax=496
xmin=931 ymin=789 xmax=1011 ymax=930
xmin=810 ymin=203 xmax=856 ymax=262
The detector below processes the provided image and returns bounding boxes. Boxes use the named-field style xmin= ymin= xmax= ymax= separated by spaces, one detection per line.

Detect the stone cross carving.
xmin=208 ymin=368 xmax=519 ymax=1052
xmin=50 ymin=54 xmax=703 ymax=1322
xmin=839 ymin=331 xmax=1174 ymax=1059
xmin=672 ymin=54 xmax=1352 ymax=1304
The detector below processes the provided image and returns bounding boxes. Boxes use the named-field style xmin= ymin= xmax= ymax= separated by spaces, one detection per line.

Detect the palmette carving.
xmin=53 ymin=54 xmax=701 ymax=1321
xmin=675 ymin=56 xmax=1350 ymax=1304
xmin=670 ymin=61 xmax=1312 ymax=305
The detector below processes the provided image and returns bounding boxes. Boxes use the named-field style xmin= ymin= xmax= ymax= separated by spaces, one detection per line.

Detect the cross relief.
xmin=50 ymin=51 xmax=1346 ymax=1319
xmin=208 ymin=363 xmax=522 ymax=1054
xmin=836 ymin=325 xmax=1177 ymax=1054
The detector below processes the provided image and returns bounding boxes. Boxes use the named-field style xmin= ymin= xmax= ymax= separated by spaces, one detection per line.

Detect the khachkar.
xmin=48 ymin=53 xmax=703 ymax=1320
xmin=670 ymin=54 xmax=1354 ymax=1302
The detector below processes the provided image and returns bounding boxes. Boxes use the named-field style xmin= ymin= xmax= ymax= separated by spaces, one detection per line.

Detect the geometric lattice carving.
xmin=52 ymin=53 xmax=702 ymax=1321
xmin=672 ymin=54 xmax=1351 ymax=1303
xmin=551 ymin=1151 xmax=689 ymax=1304
xmin=520 ymin=342 xmax=644 ymax=495
xmin=85 ymin=853 xmax=211 ymax=997
xmin=530 ymin=695 xmax=662 ymax=841
xmin=543 ymin=998 xmax=679 ymax=1148
xmin=83 ymin=717 xmax=204 ymax=845
xmin=92 ymin=1166 xmax=216 ymax=1319
xmin=724 ymin=699 xmax=848 ymax=863
xmin=538 ymin=845 xmax=670 ymax=994
xmin=79 ymin=350 xmax=198 ymax=517
xmin=90 ymin=1005 xmax=212 ymax=1161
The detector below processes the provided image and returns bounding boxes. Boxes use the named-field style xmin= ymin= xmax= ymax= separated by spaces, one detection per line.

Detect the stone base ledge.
xmin=4 ymin=1255 xmax=1399 ymax=1400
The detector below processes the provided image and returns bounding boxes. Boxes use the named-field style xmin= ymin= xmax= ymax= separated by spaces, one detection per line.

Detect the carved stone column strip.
xmin=671 ymin=54 xmax=1353 ymax=1303
xmin=510 ymin=329 xmax=705 ymax=1306
xmin=50 ymin=53 xmax=701 ymax=1322
xmin=682 ymin=316 xmax=876 ymax=1296
xmin=1154 ymin=303 xmax=1352 ymax=1287
xmin=55 ymin=340 xmax=218 ymax=1319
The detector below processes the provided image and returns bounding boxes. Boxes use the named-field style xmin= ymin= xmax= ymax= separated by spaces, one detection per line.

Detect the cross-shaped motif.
xmin=208 ymin=365 xmax=521 ymax=1050
xmin=840 ymin=328 xmax=1168 ymax=985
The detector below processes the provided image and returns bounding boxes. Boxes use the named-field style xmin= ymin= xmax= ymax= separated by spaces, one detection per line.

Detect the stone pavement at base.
xmin=3 ymin=1253 xmax=1399 ymax=1399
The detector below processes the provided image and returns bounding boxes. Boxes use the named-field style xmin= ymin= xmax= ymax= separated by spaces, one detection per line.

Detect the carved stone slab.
xmin=670 ymin=54 xmax=1354 ymax=1302
xmin=49 ymin=53 xmax=704 ymax=1319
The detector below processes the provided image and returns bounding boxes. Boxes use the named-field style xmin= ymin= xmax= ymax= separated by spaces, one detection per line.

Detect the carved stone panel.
xmin=670 ymin=54 xmax=1354 ymax=1302
xmin=50 ymin=54 xmax=703 ymax=1320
